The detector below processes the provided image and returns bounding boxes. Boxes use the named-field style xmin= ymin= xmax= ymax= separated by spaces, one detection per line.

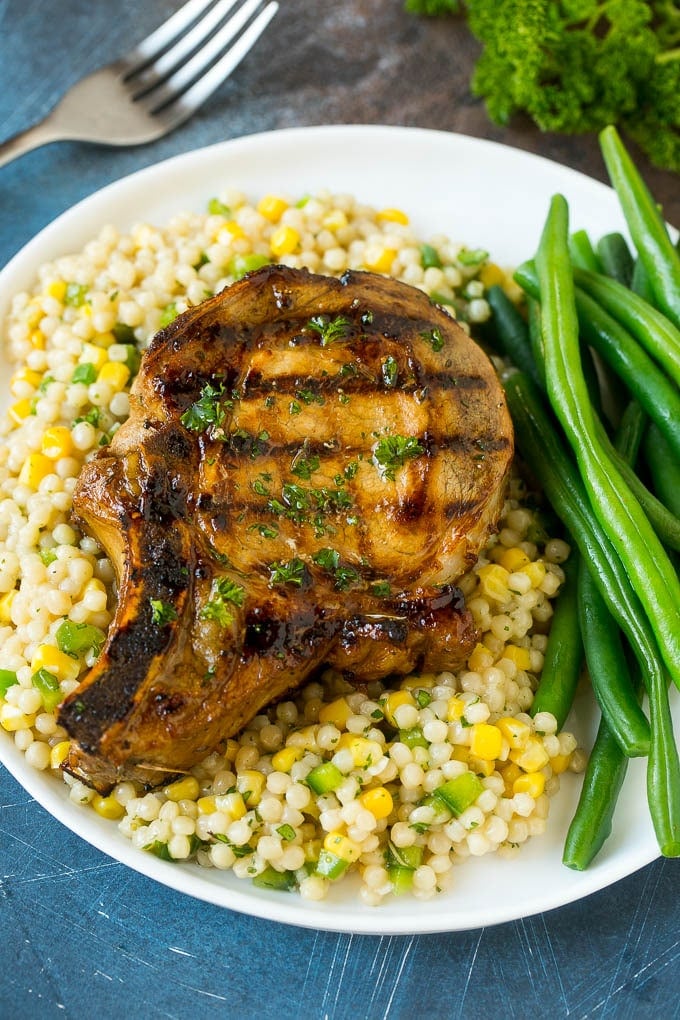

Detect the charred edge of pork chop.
xmin=59 ymin=266 xmax=512 ymax=790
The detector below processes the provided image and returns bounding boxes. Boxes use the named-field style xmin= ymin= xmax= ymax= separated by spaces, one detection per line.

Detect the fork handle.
xmin=0 ymin=118 xmax=65 ymax=170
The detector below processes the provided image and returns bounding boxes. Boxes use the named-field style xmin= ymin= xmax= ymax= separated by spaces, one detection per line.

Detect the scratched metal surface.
xmin=1 ymin=1 xmax=679 ymax=1016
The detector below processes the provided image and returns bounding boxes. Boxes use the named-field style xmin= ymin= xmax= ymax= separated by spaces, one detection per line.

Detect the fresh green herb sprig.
xmin=307 ymin=315 xmax=352 ymax=346
xmin=180 ymin=381 xmax=230 ymax=435
xmin=268 ymin=558 xmax=307 ymax=587
xmin=374 ymin=435 xmax=425 ymax=481
xmin=201 ymin=577 xmax=246 ymax=626
xmin=150 ymin=599 xmax=178 ymax=626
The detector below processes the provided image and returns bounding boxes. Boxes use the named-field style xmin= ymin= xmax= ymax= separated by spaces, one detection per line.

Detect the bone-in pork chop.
xmin=58 ymin=266 xmax=513 ymax=790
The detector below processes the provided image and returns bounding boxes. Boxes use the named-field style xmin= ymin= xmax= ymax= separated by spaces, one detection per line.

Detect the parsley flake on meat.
xmin=374 ymin=435 xmax=425 ymax=481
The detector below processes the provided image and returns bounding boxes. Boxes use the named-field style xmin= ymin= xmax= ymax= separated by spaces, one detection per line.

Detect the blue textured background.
xmin=1 ymin=2 xmax=679 ymax=1016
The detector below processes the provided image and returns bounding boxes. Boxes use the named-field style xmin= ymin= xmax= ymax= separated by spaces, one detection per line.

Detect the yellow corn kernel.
xmin=224 ymin=738 xmax=239 ymax=763
xmin=218 ymin=790 xmax=247 ymax=820
xmin=496 ymin=716 xmax=531 ymax=750
xmin=400 ymin=674 xmax=435 ymax=691
xmin=31 ymin=644 xmax=80 ymax=682
xmin=498 ymin=547 xmax=531 ymax=572
xmin=509 ymin=736 xmax=550 ymax=773
xmin=469 ymin=723 xmax=503 ymax=761
xmin=513 ymin=772 xmax=546 ymax=798
xmin=476 ymin=563 xmax=511 ymax=602
xmin=47 ymin=280 xmax=67 ymax=301
xmin=377 ymin=207 xmax=409 ymax=225
xmin=446 ymin=696 xmax=465 ymax=721
xmin=303 ymin=838 xmax=322 ymax=863
xmin=335 ymin=734 xmax=383 ymax=767
xmin=0 ymin=704 xmax=34 ymax=731
xmin=381 ymin=690 xmax=416 ymax=727
xmin=359 ymin=786 xmax=394 ymax=819
xmin=258 ymin=195 xmax=289 ymax=222
xmin=469 ymin=756 xmax=496 ymax=778
xmin=164 ymin=775 xmax=200 ymax=802
xmin=270 ymin=225 xmax=300 ymax=257
xmin=363 ymin=247 xmax=397 ymax=274
xmin=50 ymin=740 xmax=71 ymax=768
xmin=97 ymin=361 xmax=130 ymax=391
xmin=8 ymin=398 xmax=34 ymax=425
xmin=91 ymin=793 xmax=126 ymax=820
xmin=95 ymin=331 xmax=116 ymax=349
xmin=271 ymin=745 xmax=304 ymax=772
xmin=503 ymin=645 xmax=532 ymax=671
xmin=322 ymin=209 xmax=348 ymax=231
xmin=286 ymin=724 xmax=319 ymax=752
xmin=317 ymin=697 xmax=352 ymax=729
xmin=0 ymin=590 xmax=16 ymax=624
xmin=218 ymin=220 xmax=246 ymax=242
xmin=10 ymin=368 xmax=43 ymax=396
xmin=18 ymin=453 xmax=54 ymax=489
xmin=479 ymin=262 xmax=506 ymax=288
xmin=41 ymin=426 xmax=74 ymax=460
xmin=499 ymin=761 xmax=523 ymax=795
xmin=524 ymin=560 xmax=547 ymax=587
xmin=78 ymin=343 xmax=109 ymax=371
xmin=324 ymin=830 xmax=362 ymax=863
xmin=451 ymin=744 xmax=470 ymax=764
xmin=29 ymin=329 xmax=46 ymax=350
xmin=550 ymin=752 xmax=572 ymax=775
xmin=197 ymin=795 xmax=217 ymax=814
xmin=468 ymin=642 xmax=494 ymax=672
xmin=236 ymin=769 xmax=266 ymax=806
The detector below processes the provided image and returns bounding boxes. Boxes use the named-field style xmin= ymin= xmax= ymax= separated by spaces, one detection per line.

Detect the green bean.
xmin=504 ymin=371 xmax=679 ymax=856
xmin=643 ymin=424 xmax=680 ymax=520
xmin=596 ymin=232 xmax=634 ymax=286
xmin=484 ymin=285 xmax=540 ymax=384
xmin=514 ymin=262 xmax=680 ymax=458
xmin=530 ymin=553 xmax=582 ymax=730
xmin=574 ymin=268 xmax=680 ymax=385
xmin=562 ymin=693 xmax=636 ymax=870
xmin=600 ymin=126 xmax=680 ymax=330
xmin=536 ymin=195 xmax=680 ymax=687
xmin=577 ymin=558 xmax=649 ymax=756
xmin=569 ymin=230 xmax=601 ymax=273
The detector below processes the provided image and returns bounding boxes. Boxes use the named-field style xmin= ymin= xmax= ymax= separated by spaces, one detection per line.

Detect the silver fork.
xmin=0 ymin=0 xmax=279 ymax=169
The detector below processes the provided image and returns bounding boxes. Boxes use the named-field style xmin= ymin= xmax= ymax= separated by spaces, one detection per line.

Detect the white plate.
xmin=0 ymin=125 xmax=665 ymax=934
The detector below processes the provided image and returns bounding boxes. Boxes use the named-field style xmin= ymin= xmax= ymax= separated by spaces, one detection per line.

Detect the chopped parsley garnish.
xmin=296 ymin=388 xmax=325 ymax=406
xmin=38 ymin=374 xmax=55 ymax=394
xmin=71 ymin=363 xmax=97 ymax=385
xmin=289 ymin=400 xmax=302 ymax=416
xmin=361 ymin=309 xmax=374 ymax=326
xmin=252 ymin=477 xmax=271 ymax=497
xmin=421 ymin=327 xmax=444 ymax=352
xmin=312 ymin=547 xmax=360 ymax=590
xmin=381 ymin=356 xmax=399 ymax=388
xmin=307 ymin=314 xmax=352 ymax=346
xmin=248 ymin=522 xmax=279 ymax=539
xmin=180 ymin=381 xmax=228 ymax=435
xmin=370 ymin=581 xmax=391 ymax=597
xmin=201 ymin=576 xmax=245 ymax=626
xmin=343 ymin=461 xmax=359 ymax=480
xmin=268 ymin=558 xmax=307 ymax=587
xmin=150 ymin=599 xmax=178 ymax=626
xmin=291 ymin=451 xmax=320 ymax=480
xmin=374 ymin=435 xmax=425 ymax=481
xmin=73 ymin=407 xmax=101 ymax=427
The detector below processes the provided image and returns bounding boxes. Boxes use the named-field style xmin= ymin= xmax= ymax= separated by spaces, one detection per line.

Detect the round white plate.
xmin=0 ymin=125 xmax=665 ymax=934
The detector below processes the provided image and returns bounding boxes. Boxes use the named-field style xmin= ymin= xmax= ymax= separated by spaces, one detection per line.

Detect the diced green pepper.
xmin=64 ymin=283 xmax=88 ymax=307
xmin=71 ymin=363 xmax=97 ymax=385
xmin=159 ymin=303 xmax=179 ymax=328
xmin=433 ymin=772 xmax=484 ymax=816
xmin=420 ymin=243 xmax=442 ymax=269
xmin=314 ymin=849 xmax=349 ymax=880
xmin=112 ymin=323 xmax=136 ymax=344
xmin=31 ymin=668 xmax=62 ymax=712
xmin=228 ymin=254 xmax=270 ymax=280
xmin=388 ymin=865 xmax=415 ymax=895
xmin=306 ymin=762 xmax=344 ymax=794
xmin=207 ymin=197 xmax=231 ymax=217
xmin=0 ymin=669 xmax=18 ymax=697
xmin=398 ymin=726 xmax=429 ymax=749
xmin=56 ymin=620 xmax=106 ymax=656
xmin=252 ymin=866 xmax=297 ymax=891
xmin=386 ymin=841 xmax=423 ymax=871
xmin=122 ymin=344 xmax=141 ymax=377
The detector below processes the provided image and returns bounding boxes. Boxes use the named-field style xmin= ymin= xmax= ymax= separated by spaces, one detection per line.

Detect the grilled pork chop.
xmin=59 ymin=266 xmax=513 ymax=790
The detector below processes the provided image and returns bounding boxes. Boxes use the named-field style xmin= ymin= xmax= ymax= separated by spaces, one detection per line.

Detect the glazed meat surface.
xmin=59 ymin=266 xmax=513 ymax=790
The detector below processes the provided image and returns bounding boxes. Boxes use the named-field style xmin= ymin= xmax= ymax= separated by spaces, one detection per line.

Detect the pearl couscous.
xmin=0 ymin=189 xmax=584 ymax=904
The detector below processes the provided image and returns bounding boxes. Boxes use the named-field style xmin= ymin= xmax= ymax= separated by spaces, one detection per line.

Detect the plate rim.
xmin=0 ymin=124 xmax=663 ymax=934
